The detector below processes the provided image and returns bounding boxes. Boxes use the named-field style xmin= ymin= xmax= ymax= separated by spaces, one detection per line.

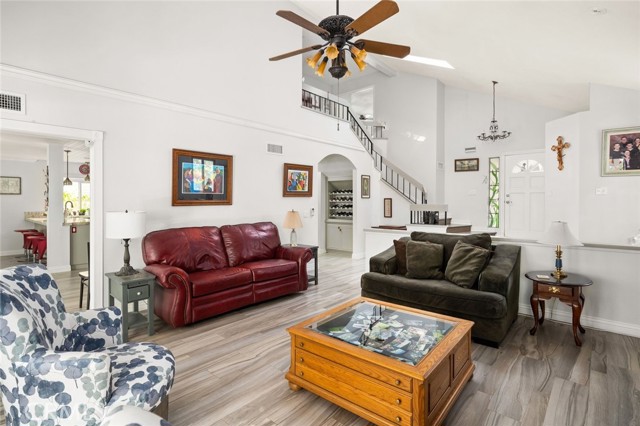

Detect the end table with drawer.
xmin=525 ymin=271 xmax=593 ymax=346
xmin=106 ymin=270 xmax=155 ymax=342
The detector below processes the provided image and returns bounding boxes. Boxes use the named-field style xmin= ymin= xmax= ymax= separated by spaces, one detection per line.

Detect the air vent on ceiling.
xmin=266 ymin=143 xmax=283 ymax=155
xmin=0 ymin=91 xmax=26 ymax=114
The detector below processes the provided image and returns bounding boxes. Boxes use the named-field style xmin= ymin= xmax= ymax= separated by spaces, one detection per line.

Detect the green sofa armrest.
xmin=369 ymin=245 xmax=398 ymax=275
xmin=478 ymin=244 xmax=521 ymax=299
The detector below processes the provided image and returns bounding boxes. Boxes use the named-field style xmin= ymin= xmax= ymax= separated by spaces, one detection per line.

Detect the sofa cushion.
xmin=410 ymin=232 xmax=492 ymax=269
xmin=142 ymin=226 xmax=228 ymax=273
xmin=393 ymin=239 xmax=408 ymax=275
xmin=189 ymin=267 xmax=253 ymax=297
xmin=241 ymin=259 xmax=298 ymax=282
xmin=405 ymin=240 xmax=444 ymax=279
xmin=445 ymin=241 xmax=491 ymax=288
xmin=361 ymin=272 xmax=507 ymax=320
xmin=221 ymin=222 xmax=282 ymax=267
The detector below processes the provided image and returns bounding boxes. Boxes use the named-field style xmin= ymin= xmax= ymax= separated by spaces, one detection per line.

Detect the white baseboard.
xmin=351 ymin=251 xmax=365 ymax=260
xmin=518 ymin=303 xmax=640 ymax=338
xmin=1 ymin=250 xmax=24 ymax=256
xmin=47 ymin=265 xmax=71 ymax=273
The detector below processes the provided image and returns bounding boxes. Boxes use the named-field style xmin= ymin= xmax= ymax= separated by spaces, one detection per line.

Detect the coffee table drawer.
xmin=538 ymin=283 xmax=573 ymax=297
xmin=294 ymin=337 xmax=412 ymax=392
xmin=296 ymin=349 xmax=412 ymax=412
xmin=295 ymin=357 xmax=412 ymax=426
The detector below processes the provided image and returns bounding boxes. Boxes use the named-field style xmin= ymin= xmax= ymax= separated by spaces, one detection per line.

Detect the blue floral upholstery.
xmin=0 ymin=264 xmax=175 ymax=425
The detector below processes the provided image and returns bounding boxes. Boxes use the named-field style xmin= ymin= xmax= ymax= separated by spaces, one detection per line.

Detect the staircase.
xmin=302 ymin=89 xmax=427 ymax=205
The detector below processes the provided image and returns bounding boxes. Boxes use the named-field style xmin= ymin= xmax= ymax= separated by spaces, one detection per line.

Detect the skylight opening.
xmin=403 ymin=55 xmax=454 ymax=69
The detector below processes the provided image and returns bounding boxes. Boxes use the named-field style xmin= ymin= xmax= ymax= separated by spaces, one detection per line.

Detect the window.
xmin=63 ymin=181 xmax=91 ymax=212
xmin=511 ymin=159 xmax=544 ymax=174
xmin=488 ymin=157 xmax=499 ymax=228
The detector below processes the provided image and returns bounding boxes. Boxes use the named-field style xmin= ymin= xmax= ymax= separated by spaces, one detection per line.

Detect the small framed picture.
xmin=361 ymin=175 xmax=370 ymax=199
xmin=0 ymin=176 xmax=21 ymax=195
xmin=601 ymin=126 xmax=640 ymax=176
xmin=172 ymin=149 xmax=233 ymax=206
xmin=454 ymin=158 xmax=479 ymax=172
xmin=384 ymin=198 xmax=392 ymax=218
xmin=283 ymin=163 xmax=313 ymax=197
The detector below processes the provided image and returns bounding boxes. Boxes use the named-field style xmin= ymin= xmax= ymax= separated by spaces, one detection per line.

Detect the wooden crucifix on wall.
xmin=551 ymin=136 xmax=570 ymax=170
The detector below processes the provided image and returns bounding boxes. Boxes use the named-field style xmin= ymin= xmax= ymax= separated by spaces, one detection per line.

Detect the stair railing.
xmin=302 ymin=89 xmax=427 ymax=205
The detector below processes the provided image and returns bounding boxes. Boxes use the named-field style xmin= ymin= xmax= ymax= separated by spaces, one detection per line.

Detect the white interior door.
xmin=504 ymin=152 xmax=546 ymax=239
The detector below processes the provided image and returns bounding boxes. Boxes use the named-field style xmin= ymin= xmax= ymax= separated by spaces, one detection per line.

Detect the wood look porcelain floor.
xmin=1 ymin=253 xmax=639 ymax=426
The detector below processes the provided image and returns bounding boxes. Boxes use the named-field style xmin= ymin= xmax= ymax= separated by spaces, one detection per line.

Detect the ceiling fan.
xmin=269 ymin=0 xmax=410 ymax=79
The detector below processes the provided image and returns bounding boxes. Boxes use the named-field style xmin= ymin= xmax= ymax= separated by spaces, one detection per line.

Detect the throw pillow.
xmin=445 ymin=240 xmax=490 ymax=288
xmin=405 ymin=240 xmax=444 ymax=279
xmin=393 ymin=239 xmax=408 ymax=275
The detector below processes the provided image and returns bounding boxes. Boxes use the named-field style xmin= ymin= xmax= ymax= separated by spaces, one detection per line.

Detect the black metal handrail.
xmin=302 ymin=89 xmax=427 ymax=205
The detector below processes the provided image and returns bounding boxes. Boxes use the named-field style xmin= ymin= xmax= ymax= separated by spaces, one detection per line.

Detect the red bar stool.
xmin=24 ymin=232 xmax=45 ymax=262
xmin=14 ymin=229 xmax=38 ymax=260
xmin=32 ymin=237 xmax=47 ymax=263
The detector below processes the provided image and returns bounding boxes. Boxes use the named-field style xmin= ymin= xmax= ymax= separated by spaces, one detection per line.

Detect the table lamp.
xmin=283 ymin=210 xmax=303 ymax=246
xmin=537 ymin=221 xmax=583 ymax=279
xmin=106 ymin=210 xmax=146 ymax=276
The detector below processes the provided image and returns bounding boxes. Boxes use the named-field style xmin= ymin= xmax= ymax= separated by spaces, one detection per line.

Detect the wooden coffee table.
xmin=286 ymin=297 xmax=474 ymax=426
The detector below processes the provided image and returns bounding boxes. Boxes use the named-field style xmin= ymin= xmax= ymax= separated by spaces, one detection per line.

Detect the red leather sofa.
xmin=142 ymin=222 xmax=313 ymax=328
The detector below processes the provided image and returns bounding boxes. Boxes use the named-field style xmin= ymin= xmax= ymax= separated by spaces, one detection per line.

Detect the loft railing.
xmin=302 ymin=89 xmax=427 ymax=205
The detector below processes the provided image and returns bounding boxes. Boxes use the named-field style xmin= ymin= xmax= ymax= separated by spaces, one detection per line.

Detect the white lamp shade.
xmin=283 ymin=210 xmax=303 ymax=229
xmin=105 ymin=211 xmax=146 ymax=239
xmin=538 ymin=221 xmax=583 ymax=247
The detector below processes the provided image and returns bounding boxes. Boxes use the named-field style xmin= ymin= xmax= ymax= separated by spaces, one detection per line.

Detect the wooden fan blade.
xmin=276 ymin=10 xmax=330 ymax=38
xmin=345 ymin=0 xmax=399 ymax=37
xmin=355 ymin=39 xmax=410 ymax=58
xmin=269 ymin=45 xmax=322 ymax=61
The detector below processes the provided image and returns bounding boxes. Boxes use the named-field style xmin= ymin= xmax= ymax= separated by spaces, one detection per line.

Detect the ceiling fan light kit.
xmin=271 ymin=0 xmax=410 ymax=80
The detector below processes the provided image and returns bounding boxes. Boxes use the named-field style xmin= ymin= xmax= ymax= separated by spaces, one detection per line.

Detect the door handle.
xmin=505 ymin=201 xmax=512 ymax=204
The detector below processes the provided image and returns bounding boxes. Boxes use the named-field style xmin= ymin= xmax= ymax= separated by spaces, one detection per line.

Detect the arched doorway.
xmin=318 ymin=154 xmax=356 ymax=254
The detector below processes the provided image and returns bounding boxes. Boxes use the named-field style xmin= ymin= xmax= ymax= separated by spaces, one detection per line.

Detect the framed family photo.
xmin=454 ymin=158 xmax=479 ymax=172
xmin=601 ymin=126 xmax=640 ymax=176
xmin=283 ymin=163 xmax=313 ymax=197
xmin=172 ymin=148 xmax=233 ymax=206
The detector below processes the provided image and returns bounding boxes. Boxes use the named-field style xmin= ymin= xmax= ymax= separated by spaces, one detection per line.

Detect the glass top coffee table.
xmin=286 ymin=297 xmax=474 ymax=426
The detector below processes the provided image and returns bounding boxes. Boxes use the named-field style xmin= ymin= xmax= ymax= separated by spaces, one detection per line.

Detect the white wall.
xmin=0 ymin=1 xmax=381 ymax=304
xmin=444 ymin=86 xmax=569 ymax=227
xmin=579 ymin=84 xmax=640 ymax=244
xmin=0 ymin=160 xmax=45 ymax=254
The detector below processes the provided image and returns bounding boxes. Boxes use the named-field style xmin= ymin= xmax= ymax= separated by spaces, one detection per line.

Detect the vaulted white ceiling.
xmin=289 ymin=0 xmax=640 ymax=112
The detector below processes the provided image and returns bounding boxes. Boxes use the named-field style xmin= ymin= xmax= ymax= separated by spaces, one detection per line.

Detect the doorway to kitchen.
xmin=1 ymin=118 xmax=105 ymax=306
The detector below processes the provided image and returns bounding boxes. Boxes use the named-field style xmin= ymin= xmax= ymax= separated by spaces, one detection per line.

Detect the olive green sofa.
xmin=361 ymin=232 xmax=521 ymax=346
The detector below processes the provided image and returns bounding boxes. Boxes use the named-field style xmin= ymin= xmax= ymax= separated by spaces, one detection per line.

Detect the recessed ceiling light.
xmin=403 ymin=55 xmax=454 ymax=69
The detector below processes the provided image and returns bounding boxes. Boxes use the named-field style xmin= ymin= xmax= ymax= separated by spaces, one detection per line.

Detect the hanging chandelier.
xmin=63 ymin=149 xmax=73 ymax=186
xmin=477 ymin=81 xmax=511 ymax=142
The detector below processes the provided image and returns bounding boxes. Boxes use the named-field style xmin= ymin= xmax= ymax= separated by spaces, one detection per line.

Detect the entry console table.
xmin=106 ymin=270 xmax=155 ymax=342
xmin=525 ymin=271 xmax=593 ymax=346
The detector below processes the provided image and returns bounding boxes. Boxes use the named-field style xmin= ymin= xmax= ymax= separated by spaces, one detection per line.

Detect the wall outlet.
xmin=595 ymin=187 xmax=608 ymax=195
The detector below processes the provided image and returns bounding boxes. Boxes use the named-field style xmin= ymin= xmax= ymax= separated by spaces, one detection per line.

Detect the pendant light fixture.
xmin=63 ymin=149 xmax=73 ymax=186
xmin=477 ymin=81 xmax=511 ymax=142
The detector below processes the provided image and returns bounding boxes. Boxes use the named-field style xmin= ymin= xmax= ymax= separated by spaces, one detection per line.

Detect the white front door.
xmin=504 ymin=152 xmax=546 ymax=239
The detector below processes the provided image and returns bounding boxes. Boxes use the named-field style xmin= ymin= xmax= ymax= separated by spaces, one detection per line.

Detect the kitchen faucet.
xmin=64 ymin=201 xmax=74 ymax=216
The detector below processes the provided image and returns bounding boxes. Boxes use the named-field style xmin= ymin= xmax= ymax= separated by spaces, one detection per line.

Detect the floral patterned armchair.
xmin=0 ymin=264 xmax=175 ymax=425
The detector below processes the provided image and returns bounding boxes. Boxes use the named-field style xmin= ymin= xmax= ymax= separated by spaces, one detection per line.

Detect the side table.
xmin=283 ymin=244 xmax=318 ymax=285
xmin=106 ymin=270 xmax=155 ymax=342
xmin=525 ymin=271 xmax=593 ymax=346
